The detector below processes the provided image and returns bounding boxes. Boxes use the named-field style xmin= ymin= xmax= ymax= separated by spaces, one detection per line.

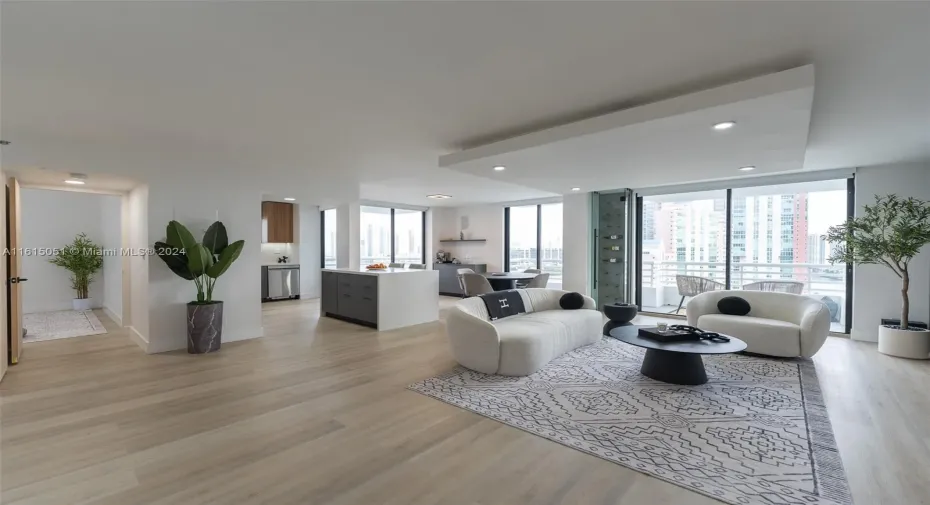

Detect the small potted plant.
xmin=154 ymin=220 xmax=244 ymax=354
xmin=49 ymin=232 xmax=103 ymax=311
xmin=825 ymin=194 xmax=930 ymax=359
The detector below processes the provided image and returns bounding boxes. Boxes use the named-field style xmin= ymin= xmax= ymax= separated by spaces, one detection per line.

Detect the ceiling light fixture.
xmin=571 ymin=187 xmax=581 ymax=191
xmin=493 ymin=165 xmax=506 ymax=171
xmin=713 ymin=121 xmax=736 ymax=130
xmin=283 ymin=197 xmax=296 ymax=201
xmin=739 ymin=166 xmax=756 ymax=171
xmin=427 ymin=194 xmax=452 ymax=199
xmin=64 ymin=172 xmax=88 ymax=185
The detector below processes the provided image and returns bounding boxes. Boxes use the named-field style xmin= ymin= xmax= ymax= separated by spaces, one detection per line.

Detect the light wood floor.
xmin=1 ymin=299 xmax=928 ymax=505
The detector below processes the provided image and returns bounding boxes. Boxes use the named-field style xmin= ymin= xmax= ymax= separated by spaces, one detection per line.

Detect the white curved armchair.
xmin=446 ymin=289 xmax=602 ymax=376
xmin=686 ymin=290 xmax=831 ymax=358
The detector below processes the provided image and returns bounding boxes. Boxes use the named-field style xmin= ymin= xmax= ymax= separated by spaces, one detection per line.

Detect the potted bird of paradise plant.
xmin=154 ymin=220 xmax=244 ymax=354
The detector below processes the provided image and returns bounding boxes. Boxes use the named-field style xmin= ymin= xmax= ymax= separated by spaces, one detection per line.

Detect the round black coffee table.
xmin=608 ymin=324 xmax=747 ymax=385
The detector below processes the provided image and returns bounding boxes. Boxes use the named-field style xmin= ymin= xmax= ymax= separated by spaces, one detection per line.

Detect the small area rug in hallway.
xmin=23 ymin=310 xmax=107 ymax=343
xmin=409 ymin=337 xmax=851 ymax=505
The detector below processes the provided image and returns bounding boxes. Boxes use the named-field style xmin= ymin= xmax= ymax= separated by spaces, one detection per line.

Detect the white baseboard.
xmin=102 ymin=306 xmax=122 ymax=327
xmin=128 ymin=326 xmax=149 ymax=353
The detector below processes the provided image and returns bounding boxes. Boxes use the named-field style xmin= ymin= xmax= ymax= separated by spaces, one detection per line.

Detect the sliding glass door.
xmin=636 ymin=177 xmax=852 ymax=332
xmin=638 ymin=190 xmax=727 ymax=314
xmin=504 ymin=202 xmax=563 ymax=289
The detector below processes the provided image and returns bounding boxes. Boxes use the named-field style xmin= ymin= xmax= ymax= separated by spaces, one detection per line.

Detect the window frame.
xmin=504 ymin=203 xmax=559 ymax=273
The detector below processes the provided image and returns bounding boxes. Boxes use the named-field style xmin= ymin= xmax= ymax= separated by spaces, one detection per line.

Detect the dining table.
xmin=483 ymin=272 xmax=539 ymax=291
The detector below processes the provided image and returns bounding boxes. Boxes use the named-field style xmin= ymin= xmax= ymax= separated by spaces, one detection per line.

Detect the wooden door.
xmin=8 ymin=177 xmax=23 ymax=365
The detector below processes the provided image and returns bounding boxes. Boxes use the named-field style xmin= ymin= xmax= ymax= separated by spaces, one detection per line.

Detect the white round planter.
xmin=877 ymin=325 xmax=930 ymax=359
xmin=72 ymin=298 xmax=94 ymax=311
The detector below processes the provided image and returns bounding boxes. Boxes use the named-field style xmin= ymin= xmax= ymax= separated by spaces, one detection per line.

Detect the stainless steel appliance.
xmin=263 ymin=265 xmax=300 ymax=301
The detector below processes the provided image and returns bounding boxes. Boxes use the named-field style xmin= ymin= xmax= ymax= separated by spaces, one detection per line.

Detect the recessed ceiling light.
xmin=739 ymin=166 xmax=756 ymax=171
xmin=64 ymin=179 xmax=86 ymax=185
xmin=283 ymin=197 xmax=296 ymax=201
xmin=427 ymin=194 xmax=452 ymax=199
xmin=571 ymin=187 xmax=581 ymax=191
xmin=713 ymin=121 xmax=736 ymax=130
xmin=493 ymin=165 xmax=506 ymax=171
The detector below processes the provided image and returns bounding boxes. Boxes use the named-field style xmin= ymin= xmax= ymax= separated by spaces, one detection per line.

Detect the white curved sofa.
xmin=686 ymin=290 xmax=831 ymax=358
xmin=446 ymin=289 xmax=602 ymax=376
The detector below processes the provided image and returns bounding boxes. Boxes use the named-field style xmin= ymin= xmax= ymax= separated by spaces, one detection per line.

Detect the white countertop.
xmin=322 ymin=267 xmax=435 ymax=276
xmin=264 ymin=264 xmax=299 ymax=267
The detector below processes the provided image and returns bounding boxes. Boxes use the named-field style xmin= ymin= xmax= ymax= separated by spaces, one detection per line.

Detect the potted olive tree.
xmin=825 ymin=194 xmax=930 ymax=359
xmin=154 ymin=220 xmax=244 ymax=354
xmin=49 ymin=232 xmax=104 ymax=311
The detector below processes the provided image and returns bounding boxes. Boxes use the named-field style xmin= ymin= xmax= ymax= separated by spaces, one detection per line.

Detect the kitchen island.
xmin=321 ymin=267 xmax=439 ymax=330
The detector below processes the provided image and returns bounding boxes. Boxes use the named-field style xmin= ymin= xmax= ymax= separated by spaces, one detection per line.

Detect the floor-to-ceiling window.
xmin=393 ymin=209 xmax=424 ymax=265
xmin=360 ymin=206 xmax=392 ymax=265
xmin=505 ymin=202 xmax=563 ymax=289
xmin=540 ymin=203 xmax=563 ymax=289
xmin=507 ymin=205 xmax=538 ymax=272
xmin=321 ymin=208 xmax=337 ymax=269
xmin=635 ymin=177 xmax=852 ymax=333
xmin=359 ymin=205 xmax=426 ymax=266
xmin=729 ymin=180 xmax=849 ymax=331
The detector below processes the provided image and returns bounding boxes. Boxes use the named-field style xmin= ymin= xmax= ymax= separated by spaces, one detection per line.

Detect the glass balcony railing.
xmin=640 ymin=260 xmax=846 ymax=331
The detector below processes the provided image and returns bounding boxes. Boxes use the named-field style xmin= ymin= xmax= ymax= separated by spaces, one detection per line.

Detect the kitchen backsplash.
xmin=260 ymin=242 xmax=299 ymax=264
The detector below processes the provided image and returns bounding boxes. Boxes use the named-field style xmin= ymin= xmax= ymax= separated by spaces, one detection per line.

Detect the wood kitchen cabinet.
xmin=262 ymin=201 xmax=294 ymax=243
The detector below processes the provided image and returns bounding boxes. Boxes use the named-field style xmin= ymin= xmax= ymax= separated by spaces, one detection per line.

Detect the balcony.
xmin=641 ymin=260 xmax=846 ymax=332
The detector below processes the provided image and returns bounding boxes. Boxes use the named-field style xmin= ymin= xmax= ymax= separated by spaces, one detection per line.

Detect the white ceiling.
xmin=441 ymin=66 xmax=815 ymax=193
xmin=1 ymin=2 xmax=928 ymax=206
xmin=10 ymin=167 xmax=139 ymax=194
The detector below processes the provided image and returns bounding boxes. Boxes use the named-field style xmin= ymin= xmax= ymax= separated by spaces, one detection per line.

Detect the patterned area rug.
xmin=23 ymin=310 xmax=107 ymax=343
xmin=409 ymin=337 xmax=851 ymax=505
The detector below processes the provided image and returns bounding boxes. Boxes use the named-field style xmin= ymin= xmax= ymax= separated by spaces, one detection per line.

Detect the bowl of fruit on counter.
xmin=365 ymin=262 xmax=388 ymax=270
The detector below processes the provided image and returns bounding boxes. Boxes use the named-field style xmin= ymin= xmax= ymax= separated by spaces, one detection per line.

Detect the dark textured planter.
xmin=603 ymin=303 xmax=638 ymax=336
xmin=187 ymin=301 xmax=223 ymax=354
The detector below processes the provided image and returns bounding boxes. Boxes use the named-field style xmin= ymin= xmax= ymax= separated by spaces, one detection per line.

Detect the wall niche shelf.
xmin=439 ymin=239 xmax=487 ymax=243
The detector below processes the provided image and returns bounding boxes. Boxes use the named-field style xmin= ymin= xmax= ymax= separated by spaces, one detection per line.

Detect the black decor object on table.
xmin=602 ymin=303 xmax=638 ymax=335
xmin=717 ymin=296 xmax=751 ymax=316
xmin=559 ymin=292 xmax=585 ymax=310
xmin=608 ymin=324 xmax=746 ymax=385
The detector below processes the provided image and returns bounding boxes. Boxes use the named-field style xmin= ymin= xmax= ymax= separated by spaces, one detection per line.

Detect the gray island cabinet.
xmin=321 ymin=267 xmax=439 ymax=330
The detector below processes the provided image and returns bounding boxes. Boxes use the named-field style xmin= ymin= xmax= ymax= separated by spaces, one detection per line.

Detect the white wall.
xmin=851 ymin=162 xmax=930 ymax=341
xmin=128 ymin=185 xmax=149 ymax=350
xmin=432 ymin=204 xmax=505 ymax=271
xmin=336 ymin=202 xmax=360 ymax=269
xmin=260 ymin=243 xmax=298 ymax=265
xmin=19 ymin=189 xmax=121 ymax=314
xmin=562 ymin=192 xmax=592 ymax=295
xmin=100 ymin=194 xmax=123 ymax=322
xmin=146 ymin=179 xmax=262 ymax=353
xmin=298 ymin=204 xmax=321 ymax=297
